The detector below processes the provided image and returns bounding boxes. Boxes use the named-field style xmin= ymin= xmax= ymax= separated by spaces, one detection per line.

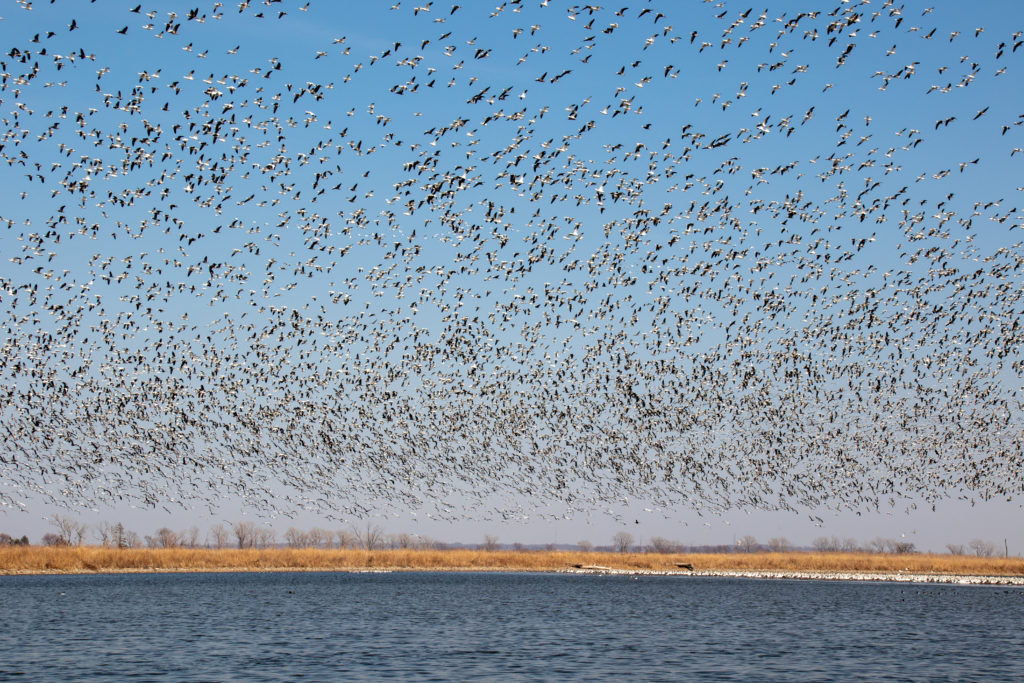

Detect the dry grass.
xmin=1 ymin=545 xmax=1022 ymax=576
xmin=660 ymin=551 xmax=1024 ymax=576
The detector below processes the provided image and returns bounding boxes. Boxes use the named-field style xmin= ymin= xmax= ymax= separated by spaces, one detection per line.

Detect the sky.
xmin=1 ymin=0 xmax=1023 ymax=553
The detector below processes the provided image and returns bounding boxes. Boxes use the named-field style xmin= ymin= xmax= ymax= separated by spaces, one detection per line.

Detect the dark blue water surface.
xmin=1 ymin=572 xmax=1022 ymax=681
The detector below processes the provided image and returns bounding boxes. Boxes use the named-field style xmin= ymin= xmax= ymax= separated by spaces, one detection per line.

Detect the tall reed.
xmin=2 ymin=545 xmax=1022 ymax=575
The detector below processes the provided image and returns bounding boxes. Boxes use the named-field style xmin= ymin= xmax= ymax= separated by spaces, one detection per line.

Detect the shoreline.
xmin=4 ymin=547 xmax=1023 ymax=583
xmin=2 ymin=565 xmax=1023 ymax=585
xmin=562 ymin=567 xmax=1024 ymax=585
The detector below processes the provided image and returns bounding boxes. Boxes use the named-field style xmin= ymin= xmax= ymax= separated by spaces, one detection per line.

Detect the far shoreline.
xmin=2 ymin=567 xmax=1022 ymax=585
xmin=2 ymin=546 xmax=1023 ymax=585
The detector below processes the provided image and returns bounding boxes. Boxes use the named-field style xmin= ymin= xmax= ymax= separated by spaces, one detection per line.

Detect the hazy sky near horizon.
xmin=2 ymin=0 xmax=1023 ymax=546
xmin=5 ymin=488 xmax=1022 ymax=556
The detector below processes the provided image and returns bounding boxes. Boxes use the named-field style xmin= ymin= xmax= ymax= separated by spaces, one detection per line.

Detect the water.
xmin=1 ymin=572 xmax=1022 ymax=681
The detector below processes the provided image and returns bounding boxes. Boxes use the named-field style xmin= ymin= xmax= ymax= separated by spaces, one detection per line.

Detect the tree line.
xmin=588 ymin=532 xmax=1009 ymax=557
xmin=0 ymin=518 xmax=1010 ymax=558
xmin=0 ymin=516 xmax=444 ymax=551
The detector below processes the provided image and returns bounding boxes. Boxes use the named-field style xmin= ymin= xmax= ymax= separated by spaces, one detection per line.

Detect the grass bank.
xmin=2 ymin=546 xmax=1023 ymax=576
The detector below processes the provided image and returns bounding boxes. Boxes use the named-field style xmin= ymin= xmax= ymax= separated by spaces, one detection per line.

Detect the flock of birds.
xmin=1 ymin=0 xmax=1022 ymax=522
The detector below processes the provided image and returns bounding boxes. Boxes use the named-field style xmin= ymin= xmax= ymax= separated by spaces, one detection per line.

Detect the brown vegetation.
xmin=1 ymin=545 xmax=1022 ymax=576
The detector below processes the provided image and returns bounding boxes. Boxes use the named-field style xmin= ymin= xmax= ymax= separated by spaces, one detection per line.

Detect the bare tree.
xmin=103 ymin=523 xmax=135 ymax=549
xmin=308 ymin=527 xmax=333 ymax=548
xmin=110 ymin=523 xmax=129 ymax=548
xmin=208 ymin=523 xmax=231 ymax=549
xmin=336 ymin=529 xmax=357 ymax=549
xmin=353 ymin=522 xmax=385 ymax=550
xmin=866 ymin=537 xmax=890 ymax=553
xmin=648 ymin=536 xmax=680 ymax=554
xmin=51 ymin=515 xmax=87 ymax=546
xmin=417 ymin=535 xmax=440 ymax=550
xmin=253 ymin=527 xmax=276 ymax=549
xmin=151 ymin=527 xmax=180 ymax=548
xmin=233 ymin=521 xmax=258 ymax=549
xmin=95 ymin=521 xmax=114 ymax=547
xmin=577 ymin=540 xmax=593 ymax=552
xmin=767 ymin=537 xmax=792 ymax=553
xmin=815 ymin=536 xmax=864 ymax=552
xmin=0 ymin=533 xmax=29 ymax=546
xmin=180 ymin=526 xmax=201 ymax=548
xmin=891 ymin=541 xmax=916 ymax=554
xmin=387 ymin=532 xmax=415 ymax=549
xmin=481 ymin=534 xmax=500 ymax=551
xmin=612 ymin=531 xmax=634 ymax=553
xmin=946 ymin=543 xmax=965 ymax=555
xmin=285 ymin=527 xmax=311 ymax=548
xmin=969 ymin=538 xmax=996 ymax=557
xmin=123 ymin=529 xmax=142 ymax=549
xmin=813 ymin=536 xmax=839 ymax=552
xmin=738 ymin=535 xmax=760 ymax=553
xmin=42 ymin=533 xmax=69 ymax=546
xmin=840 ymin=537 xmax=861 ymax=553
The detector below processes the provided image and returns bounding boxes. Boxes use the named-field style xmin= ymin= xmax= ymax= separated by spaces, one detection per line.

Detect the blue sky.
xmin=1 ymin=1 xmax=1023 ymax=550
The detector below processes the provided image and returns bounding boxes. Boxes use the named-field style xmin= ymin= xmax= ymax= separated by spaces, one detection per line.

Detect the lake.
xmin=1 ymin=572 xmax=1022 ymax=681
